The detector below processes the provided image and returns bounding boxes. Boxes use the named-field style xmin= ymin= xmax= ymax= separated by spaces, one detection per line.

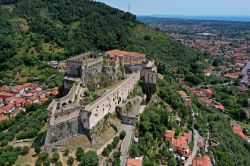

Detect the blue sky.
xmin=96 ymin=0 xmax=250 ymax=16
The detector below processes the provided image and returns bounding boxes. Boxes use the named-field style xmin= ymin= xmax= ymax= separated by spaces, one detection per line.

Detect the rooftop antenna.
xmin=128 ymin=3 xmax=131 ymax=13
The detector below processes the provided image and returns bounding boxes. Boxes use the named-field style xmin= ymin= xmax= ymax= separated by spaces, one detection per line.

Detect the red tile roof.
xmin=106 ymin=50 xmax=145 ymax=58
xmin=127 ymin=159 xmax=143 ymax=166
xmin=172 ymin=136 xmax=188 ymax=150
xmin=40 ymin=97 xmax=49 ymax=103
xmin=0 ymin=92 xmax=15 ymax=98
xmin=0 ymin=85 xmax=10 ymax=92
xmin=0 ymin=108 xmax=5 ymax=114
xmin=11 ymin=85 xmax=26 ymax=93
xmin=0 ymin=115 xmax=9 ymax=122
xmin=15 ymin=98 xmax=25 ymax=103
xmin=2 ymin=103 xmax=15 ymax=112
xmin=165 ymin=130 xmax=175 ymax=142
xmin=5 ymin=96 xmax=18 ymax=103
xmin=192 ymin=156 xmax=211 ymax=166
xmin=25 ymin=99 xmax=32 ymax=105
xmin=183 ymin=133 xmax=190 ymax=141
xmin=232 ymin=125 xmax=249 ymax=140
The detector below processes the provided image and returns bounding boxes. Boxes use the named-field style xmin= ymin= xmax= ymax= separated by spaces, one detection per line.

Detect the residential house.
xmin=0 ymin=85 xmax=10 ymax=92
xmin=165 ymin=130 xmax=191 ymax=158
xmin=202 ymin=89 xmax=213 ymax=97
xmin=0 ymin=92 xmax=15 ymax=100
xmin=5 ymin=96 xmax=18 ymax=104
xmin=1 ymin=103 xmax=15 ymax=114
xmin=192 ymin=156 xmax=211 ymax=166
xmin=165 ymin=130 xmax=175 ymax=142
xmin=0 ymin=115 xmax=9 ymax=122
xmin=127 ymin=157 xmax=143 ymax=166
xmin=171 ymin=135 xmax=190 ymax=157
xmin=11 ymin=85 xmax=26 ymax=94
xmin=15 ymin=98 xmax=26 ymax=107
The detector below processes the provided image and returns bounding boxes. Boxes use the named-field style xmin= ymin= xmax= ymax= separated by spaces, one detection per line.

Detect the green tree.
xmin=34 ymin=147 xmax=41 ymax=155
xmin=75 ymin=147 xmax=84 ymax=161
xmin=21 ymin=146 xmax=30 ymax=155
xmin=51 ymin=152 xmax=60 ymax=163
xmin=79 ymin=151 xmax=99 ymax=166
xmin=64 ymin=149 xmax=69 ymax=156
xmin=67 ymin=156 xmax=74 ymax=166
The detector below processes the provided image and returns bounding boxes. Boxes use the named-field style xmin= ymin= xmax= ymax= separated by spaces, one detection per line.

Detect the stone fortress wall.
xmin=45 ymin=51 xmax=157 ymax=147
xmin=80 ymin=72 xmax=140 ymax=130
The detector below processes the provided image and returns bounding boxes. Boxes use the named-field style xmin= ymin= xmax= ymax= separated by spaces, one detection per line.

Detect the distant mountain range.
xmin=139 ymin=15 xmax=250 ymax=22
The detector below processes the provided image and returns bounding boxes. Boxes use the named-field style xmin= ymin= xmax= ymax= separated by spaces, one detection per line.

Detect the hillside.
xmin=0 ymin=0 xmax=202 ymax=85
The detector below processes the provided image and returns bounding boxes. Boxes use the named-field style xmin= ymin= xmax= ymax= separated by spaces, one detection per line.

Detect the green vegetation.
xmin=67 ymin=156 xmax=74 ymax=166
xmin=75 ymin=147 xmax=99 ymax=166
xmin=193 ymin=99 xmax=250 ymax=166
xmin=102 ymin=135 xmax=122 ymax=157
xmin=0 ymin=146 xmax=22 ymax=165
xmin=130 ymin=101 xmax=177 ymax=165
xmin=0 ymin=104 xmax=48 ymax=147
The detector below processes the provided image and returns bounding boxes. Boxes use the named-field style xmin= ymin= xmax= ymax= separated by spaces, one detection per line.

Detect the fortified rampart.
xmin=45 ymin=72 xmax=140 ymax=146
xmin=80 ymin=72 xmax=140 ymax=129
xmin=45 ymin=51 xmax=157 ymax=148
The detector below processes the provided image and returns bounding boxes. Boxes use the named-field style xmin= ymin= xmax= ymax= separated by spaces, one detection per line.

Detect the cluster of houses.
xmin=165 ymin=130 xmax=191 ymax=160
xmin=230 ymin=122 xmax=250 ymax=143
xmin=188 ymin=87 xmax=225 ymax=111
xmin=168 ymin=26 xmax=250 ymax=87
xmin=204 ymin=59 xmax=248 ymax=81
xmin=0 ymin=83 xmax=59 ymax=122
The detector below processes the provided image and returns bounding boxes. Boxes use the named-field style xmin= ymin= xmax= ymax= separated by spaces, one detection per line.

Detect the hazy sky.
xmin=96 ymin=0 xmax=250 ymax=16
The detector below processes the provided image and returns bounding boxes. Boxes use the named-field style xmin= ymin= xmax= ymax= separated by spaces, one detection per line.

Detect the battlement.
xmin=45 ymin=51 xmax=157 ymax=146
xmin=67 ymin=52 xmax=101 ymax=63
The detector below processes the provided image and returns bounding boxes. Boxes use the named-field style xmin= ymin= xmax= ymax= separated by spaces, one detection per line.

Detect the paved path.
xmin=184 ymin=129 xmax=200 ymax=166
xmin=120 ymin=124 xmax=135 ymax=166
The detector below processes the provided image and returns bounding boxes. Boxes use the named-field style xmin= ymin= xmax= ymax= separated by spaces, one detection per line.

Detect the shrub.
xmin=21 ymin=146 xmax=30 ymax=155
xmin=119 ymin=131 xmax=126 ymax=140
xmin=44 ymin=159 xmax=51 ymax=166
xmin=67 ymin=156 xmax=74 ymax=166
xmin=38 ymin=152 xmax=49 ymax=161
xmin=64 ymin=149 xmax=69 ymax=156
xmin=1 ymin=140 xmax=8 ymax=147
xmin=75 ymin=147 xmax=84 ymax=161
xmin=55 ymin=161 xmax=62 ymax=166
xmin=34 ymin=147 xmax=41 ymax=154
xmin=35 ymin=159 xmax=42 ymax=166
xmin=51 ymin=152 xmax=60 ymax=163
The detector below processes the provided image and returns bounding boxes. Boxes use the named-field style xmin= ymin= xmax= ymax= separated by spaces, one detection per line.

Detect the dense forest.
xmin=0 ymin=0 xmax=202 ymax=84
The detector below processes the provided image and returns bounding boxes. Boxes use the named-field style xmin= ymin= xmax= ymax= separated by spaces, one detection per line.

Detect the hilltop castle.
xmin=45 ymin=50 xmax=157 ymax=149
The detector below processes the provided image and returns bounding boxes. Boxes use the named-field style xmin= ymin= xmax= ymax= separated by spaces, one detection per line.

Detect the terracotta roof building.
xmin=165 ymin=130 xmax=175 ymax=142
xmin=106 ymin=50 xmax=145 ymax=58
xmin=192 ymin=156 xmax=211 ymax=166
xmin=106 ymin=50 xmax=146 ymax=73
xmin=0 ymin=92 xmax=15 ymax=100
xmin=127 ymin=158 xmax=143 ymax=166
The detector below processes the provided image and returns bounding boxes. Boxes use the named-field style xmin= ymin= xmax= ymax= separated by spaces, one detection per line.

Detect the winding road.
xmin=184 ymin=129 xmax=200 ymax=166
